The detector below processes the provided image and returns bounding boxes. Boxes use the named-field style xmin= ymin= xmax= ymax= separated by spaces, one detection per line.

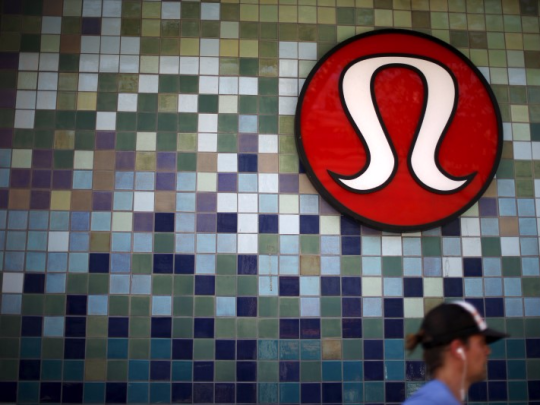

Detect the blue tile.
xmin=238 ymin=154 xmax=257 ymax=172
xmin=151 ymin=318 xmax=172 ymax=338
xmin=106 ymin=382 xmax=127 ymax=404
xmin=517 ymin=198 xmax=535 ymax=216
xmin=342 ymin=319 xmax=362 ymax=338
xmin=217 ymin=213 xmax=237 ymax=233
xmin=280 ymin=382 xmax=300 ymax=403
xmin=386 ymin=381 xmax=405 ymax=402
xmin=194 ymin=318 xmax=214 ymax=338
xmin=49 ymin=211 xmax=69 ymax=230
xmin=300 ymin=215 xmax=319 ymax=234
xmin=176 ymin=193 xmax=196 ymax=212
xmin=485 ymin=298 xmax=504 ymax=317
xmin=342 ymin=277 xmax=361 ymax=296
xmin=441 ymin=218 xmax=461 ymax=236
xmin=21 ymin=316 xmax=42 ymax=337
xmin=364 ymin=361 xmax=384 ymax=381
xmin=27 ymin=251 xmax=46 ymax=272
xmin=176 ymin=173 xmax=196 ymax=191
xmin=498 ymin=198 xmax=516 ymax=216
xmin=505 ymin=298 xmax=523 ymax=316
xmin=238 ymin=255 xmax=257 ymax=275
xmin=216 ymin=340 xmax=235 ymax=360
xmin=171 ymin=383 xmax=192 ymax=402
xmin=384 ymin=298 xmax=403 ymax=317
xmin=363 ymin=298 xmax=382 ymax=317
xmin=385 ymin=340 xmax=404 ymax=360
xmin=280 ymin=340 xmax=299 ymax=360
xmin=322 ymin=382 xmax=342 ymax=403
xmin=341 ymin=216 xmax=360 ymax=235
xmin=153 ymin=254 xmax=173 ymax=274
xmin=8 ymin=210 xmax=28 ymax=229
xmin=151 ymin=339 xmax=171 ymax=360
xmin=384 ymin=319 xmax=403 ymax=338
xmin=280 ymin=319 xmax=299 ymax=339
xmin=236 ymin=383 xmax=256 ymax=403
xmin=403 ymin=278 xmax=422 ymax=297
xmin=237 ymin=297 xmax=257 ymax=317
xmin=443 ymin=278 xmax=463 ymax=297
xmin=488 ymin=381 xmax=507 ymax=401
xmin=195 ymin=275 xmax=215 ymax=295
xmin=322 ymin=361 xmax=342 ymax=381
xmin=320 ymin=236 xmax=339 ymax=254
xmin=364 ymin=340 xmax=383 ymax=360
xmin=150 ymin=361 xmax=171 ymax=381
xmin=113 ymin=191 xmax=133 ymax=210
xmin=279 ymin=361 xmax=299 ymax=382
xmin=23 ymin=274 xmax=45 ymax=293
xmin=341 ymin=236 xmax=361 ymax=255
xmin=280 ymin=276 xmax=299 ymax=296
xmin=72 ymin=171 xmax=92 ymax=189
xmin=64 ymin=338 xmax=86 ymax=359
xmin=280 ymin=237 xmax=299 ymax=255
xmin=259 ymin=214 xmax=278 ymax=233
xmin=342 ymin=297 xmax=361 ymax=317
xmin=65 ymin=317 xmax=86 ymax=337
xmin=215 ymin=383 xmax=235 ymax=403
xmin=301 ymin=383 xmax=321 ymax=403
xmin=135 ymin=172 xmax=155 ymax=190
xmin=238 ymin=173 xmax=257 ymax=192
xmin=1 ymin=294 xmax=22 ymax=314
xmin=89 ymin=253 xmax=109 ymax=273
xmin=129 ymin=360 xmax=149 ymax=381
xmin=300 ymin=341 xmax=320 ymax=360
xmin=175 ymin=254 xmax=194 ymax=274
xmin=29 ymin=211 xmax=49 ymax=230
xmin=237 ymin=362 xmax=258 ymax=382
xmin=172 ymin=340 xmax=193 ymax=360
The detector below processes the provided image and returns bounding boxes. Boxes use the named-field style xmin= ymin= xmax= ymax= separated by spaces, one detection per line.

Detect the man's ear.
xmin=449 ymin=339 xmax=466 ymax=360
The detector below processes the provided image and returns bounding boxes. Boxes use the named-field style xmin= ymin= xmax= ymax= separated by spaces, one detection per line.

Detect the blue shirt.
xmin=403 ymin=380 xmax=462 ymax=405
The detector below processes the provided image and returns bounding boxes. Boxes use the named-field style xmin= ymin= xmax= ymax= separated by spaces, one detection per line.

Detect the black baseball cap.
xmin=419 ymin=301 xmax=509 ymax=349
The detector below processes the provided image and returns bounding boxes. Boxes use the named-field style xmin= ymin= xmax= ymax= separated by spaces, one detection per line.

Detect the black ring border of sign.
xmin=294 ymin=28 xmax=503 ymax=234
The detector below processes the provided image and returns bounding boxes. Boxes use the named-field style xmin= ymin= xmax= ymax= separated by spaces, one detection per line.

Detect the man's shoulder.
xmin=403 ymin=380 xmax=460 ymax=405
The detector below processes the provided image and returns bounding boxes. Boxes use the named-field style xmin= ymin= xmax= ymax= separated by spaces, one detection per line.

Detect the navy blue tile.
xmin=106 ymin=382 xmax=127 ymax=404
xmin=301 ymin=383 xmax=321 ymax=404
xmin=62 ymin=382 xmax=83 ymax=403
xmin=364 ymin=340 xmax=383 ymax=360
xmin=237 ymin=297 xmax=257 ymax=317
xmin=64 ymin=339 xmax=85 ymax=359
xmin=529 ymin=381 xmax=540 ymax=400
xmin=150 ymin=361 xmax=170 ymax=380
xmin=217 ymin=213 xmax=237 ymax=233
xmin=238 ymin=154 xmax=257 ymax=172
xmin=487 ymin=360 xmax=507 ymax=380
xmin=321 ymin=277 xmax=340 ymax=296
xmin=300 ymin=319 xmax=320 ymax=339
xmin=238 ymin=255 xmax=257 ymax=275
xmin=40 ymin=382 xmax=61 ymax=403
xmin=405 ymin=361 xmax=425 ymax=381
xmin=154 ymin=213 xmax=174 ymax=232
xmin=479 ymin=197 xmax=497 ymax=216
xmin=195 ymin=275 xmax=215 ymax=295
xmin=464 ymin=258 xmax=482 ymax=277
xmin=488 ymin=381 xmax=507 ymax=401
xmin=175 ymin=255 xmax=194 ymax=274
xmin=153 ymin=254 xmax=173 ymax=274
xmin=0 ymin=382 xmax=17 ymax=402
xmin=341 ymin=216 xmax=361 ymax=235
xmin=172 ymin=339 xmax=193 ymax=360
xmin=403 ymin=278 xmax=423 ymax=297
xmin=237 ymin=340 xmax=257 ymax=360
xmin=279 ymin=276 xmax=299 ymax=296
xmin=172 ymin=383 xmax=192 ymax=403
xmin=65 ymin=317 xmax=86 ymax=337
xmin=526 ymin=339 xmax=540 ymax=358
xmin=194 ymin=361 xmax=214 ymax=381
xmin=341 ymin=236 xmax=361 ymax=255
xmin=384 ymin=319 xmax=403 ymax=338
xmin=19 ymin=359 xmax=40 ymax=380
xmin=465 ymin=298 xmax=485 ymax=317
xmin=342 ymin=298 xmax=361 ymax=317
xmin=469 ymin=382 xmax=488 ymax=401
xmin=441 ymin=218 xmax=461 ymax=236
xmin=218 ymin=173 xmax=237 ymax=192
xmin=108 ymin=318 xmax=129 ymax=338
xmin=66 ymin=295 xmax=87 ymax=315
xmin=216 ymin=340 xmax=235 ymax=360
xmin=384 ymin=298 xmax=404 ymax=318
xmin=485 ymin=298 xmax=504 ymax=317
xmin=259 ymin=214 xmax=278 ymax=233
xmin=89 ymin=253 xmax=109 ymax=273
xmin=279 ymin=361 xmax=300 ymax=382
xmin=385 ymin=382 xmax=405 ymax=403
xmin=236 ymin=383 xmax=256 ymax=404
xmin=280 ymin=319 xmax=299 ymax=339
xmin=443 ymin=278 xmax=463 ymax=297
xmin=322 ymin=383 xmax=342 ymax=403
xmin=342 ymin=277 xmax=361 ymax=296
xmin=300 ymin=215 xmax=319 ymax=234
xmin=364 ymin=361 xmax=384 ymax=380
xmin=342 ymin=319 xmax=362 ymax=338
xmin=237 ymin=362 xmax=257 ymax=382
xmin=215 ymin=383 xmax=235 ymax=404
xmin=21 ymin=316 xmax=42 ymax=337
xmin=24 ymin=274 xmax=45 ymax=293
xmin=194 ymin=318 xmax=214 ymax=338
xmin=151 ymin=318 xmax=172 ymax=338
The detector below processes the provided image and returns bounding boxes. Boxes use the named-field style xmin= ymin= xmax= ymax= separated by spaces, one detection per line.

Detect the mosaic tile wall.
xmin=0 ymin=0 xmax=539 ymax=403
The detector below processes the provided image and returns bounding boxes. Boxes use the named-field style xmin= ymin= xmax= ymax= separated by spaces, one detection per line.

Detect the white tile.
xmin=201 ymin=3 xmax=220 ymax=20
xmin=48 ymin=231 xmax=69 ymax=251
xmin=36 ymin=91 xmax=57 ymax=110
xmin=508 ymin=68 xmax=526 ymax=85
xmin=320 ymin=216 xmax=340 ymax=235
xmin=99 ymin=55 xmax=119 ymax=72
xmin=136 ymin=132 xmax=157 ymax=151
xmin=300 ymin=276 xmax=320 ymax=296
xmin=217 ymin=193 xmax=238 ymax=212
xmin=78 ymin=73 xmax=98 ymax=91
xmin=100 ymin=36 xmax=120 ymax=54
xmin=118 ymin=93 xmax=138 ymax=112
xmin=178 ymin=94 xmax=198 ymax=113
xmin=96 ymin=112 xmax=116 ymax=130
xmin=200 ymin=57 xmax=219 ymax=75
xmin=102 ymin=1 xmax=121 ymax=17
xmin=19 ymin=53 xmax=39 ymax=71
xmin=199 ymin=76 xmax=218 ymax=94
xmin=219 ymin=95 xmax=237 ymax=114
xmin=443 ymin=257 xmax=463 ymax=277
xmin=74 ymin=151 xmax=94 ymax=169
xmin=217 ymin=153 xmax=238 ymax=172
xmin=11 ymin=149 xmax=32 ymax=168
xmin=219 ymin=77 xmax=238 ymax=95
xmin=279 ymin=42 xmax=298 ymax=58
xmin=38 ymin=72 xmax=58 ymax=90
xmin=14 ymin=110 xmax=35 ymax=129
xmin=238 ymin=213 xmax=257 ymax=233
xmin=134 ymin=192 xmax=155 ymax=212
xmin=80 ymin=54 xmax=100 ymax=72
xmin=198 ymin=114 xmax=218 ymax=132
xmin=83 ymin=0 xmax=102 ymax=16
xmin=501 ymin=237 xmax=520 ymax=256
xmin=162 ymin=2 xmax=181 ymax=19
xmin=382 ymin=236 xmax=402 ymax=256
xmin=239 ymin=77 xmax=258 ymax=95
xmin=279 ymin=214 xmax=299 ymax=234
xmin=159 ymin=56 xmax=180 ymax=74
xmin=532 ymin=142 xmax=540 ymax=160
xmin=139 ymin=75 xmax=159 ymax=93
xmin=16 ymin=91 xmax=37 ymax=109
xmin=198 ymin=133 xmax=217 ymax=152
xmin=81 ymin=36 xmax=100 ymax=53
xmin=101 ymin=18 xmax=121 ymax=35
xmin=200 ymin=39 xmax=219 ymax=56
xmin=279 ymin=78 xmax=298 ymax=96
xmin=121 ymin=37 xmax=140 ymax=55
xmin=460 ymin=218 xmax=480 ymax=236
xmin=259 ymin=135 xmax=278 ymax=153
xmin=180 ymin=57 xmax=199 ymax=74
xmin=462 ymin=237 xmax=482 ymax=256
xmin=279 ymin=97 xmax=297 ymax=115
xmin=119 ymin=55 xmax=139 ymax=73
xmin=299 ymin=43 xmax=317 ymax=60
xmin=279 ymin=60 xmax=298 ymax=77
xmin=238 ymin=194 xmax=258 ymax=213
xmin=279 ymin=195 xmax=299 ymax=214
xmin=2 ymin=273 xmax=24 ymax=293
xmin=42 ymin=17 xmax=62 ymax=34
xmin=237 ymin=234 xmax=257 ymax=253
xmin=300 ymin=297 xmax=320 ymax=316
xmin=39 ymin=53 xmax=59 ymax=71
xmin=513 ymin=141 xmax=532 ymax=160
xmin=259 ymin=174 xmax=278 ymax=193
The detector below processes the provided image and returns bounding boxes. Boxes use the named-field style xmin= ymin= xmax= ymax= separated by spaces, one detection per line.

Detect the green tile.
xmin=258 ymin=361 xmax=278 ymax=382
xmin=215 ymin=361 xmax=235 ymax=381
xmin=280 ymin=298 xmax=299 ymax=317
xmin=259 ymin=96 xmax=278 ymax=114
xmin=20 ymin=34 xmax=41 ymax=52
xmin=138 ymin=94 xmax=158 ymax=112
xmin=107 ymin=360 xmax=127 ymax=381
xmin=109 ymin=296 xmax=129 ymax=316
xmin=198 ymin=95 xmax=218 ymax=113
xmin=121 ymin=19 xmax=141 ymax=36
xmin=279 ymin=24 xmax=297 ymax=41
xmin=0 ymin=338 xmax=19 ymax=359
xmin=76 ymin=111 xmax=96 ymax=130
xmin=501 ymin=257 xmax=521 ymax=276
xmin=337 ymin=7 xmax=355 ymax=25
xmin=13 ymin=130 xmax=33 ymax=148
xmin=174 ymin=276 xmax=194 ymax=296
xmin=516 ymin=179 xmax=534 ymax=197
xmin=201 ymin=21 xmax=219 ymax=38
xmin=0 ymin=316 xmax=21 ymax=337
xmin=0 ymin=359 xmax=18 ymax=380
xmin=301 ymin=361 xmax=321 ymax=381
xmin=157 ymin=113 xmax=177 ymax=132
xmin=497 ymin=159 xmax=515 ymax=178
xmin=34 ymin=111 xmax=55 ymax=129
xmin=179 ymin=76 xmax=199 ymax=93
xmin=321 ymin=297 xmax=341 ymax=317
xmin=97 ymin=93 xmax=117 ymax=111
xmin=154 ymin=234 xmax=174 ymax=253
xmin=215 ymin=318 xmax=236 ymax=338
xmin=54 ymin=150 xmax=74 ymax=169
xmin=238 ymin=276 xmax=257 ymax=296
xmin=140 ymin=37 xmax=160 ymax=55
xmin=194 ymin=297 xmax=214 ymax=317
xmin=221 ymin=4 xmax=239 ymax=21
xmin=98 ymin=74 xmax=117 ymax=92
xmin=342 ymin=339 xmax=363 ymax=360
xmin=259 ymin=235 xmax=278 ymax=255
xmin=240 ymin=22 xmax=258 ymax=39
xmin=44 ymin=295 xmax=65 ymax=316
xmin=259 ymin=297 xmax=278 ymax=317
xmin=298 ymin=25 xmax=317 ymax=41
xmin=159 ymin=75 xmax=179 ymax=93
xmin=0 ymin=109 xmax=14 ymax=128
xmin=382 ymin=257 xmax=402 ymax=276
xmin=173 ymin=297 xmax=193 ymax=317
xmin=421 ymin=237 xmax=442 ymax=256
xmin=86 ymin=339 xmax=107 ymax=359
xmin=341 ymin=256 xmax=361 ymax=276
xmin=321 ymin=319 xmax=341 ymax=338
xmin=115 ymin=131 xmax=135 ymax=150
xmin=156 ymin=132 xmax=177 ymax=151
xmin=193 ymin=339 xmax=214 ymax=360
xmin=56 ymin=111 xmax=76 ymax=129
xmin=215 ymin=276 xmax=236 ymax=296
xmin=239 ymin=95 xmax=258 ymax=114
xmin=217 ymin=132 xmax=237 ymax=151
xmin=523 ymin=278 xmax=540 ymax=296
xmin=132 ymin=254 xmax=152 ymax=274
xmin=87 ymin=317 xmax=107 ymax=338
xmin=178 ymin=113 xmax=198 ymax=132
xmin=318 ymin=25 xmax=337 ymax=42
xmin=153 ymin=275 xmax=173 ymax=295
xmin=41 ymin=338 xmax=64 ymax=359
xmin=506 ymin=318 xmax=524 ymax=338
xmin=260 ymin=41 xmax=278 ymax=58
xmin=177 ymin=152 xmax=197 ymax=171
xmin=131 ymin=297 xmax=150 ymax=316
xmin=240 ymin=58 xmax=259 ymax=76
xmin=525 ymin=318 xmax=540 ymax=337
xmin=181 ymin=20 xmax=200 ymax=37
xmin=34 ymin=130 xmax=54 ymax=149
xmin=300 ymin=236 xmax=319 ymax=254
xmin=363 ymin=319 xmax=383 ymax=338
xmin=67 ymin=274 xmax=88 ymax=294
xmin=89 ymin=274 xmax=109 ymax=295
xmin=258 ymin=319 xmax=278 ymax=338
xmin=237 ymin=318 xmax=257 ymax=338
xmin=129 ymin=339 xmax=149 ymax=359
xmin=22 ymin=295 xmax=43 ymax=315
xmin=0 ymin=72 xmax=17 ymax=90
xmin=130 ymin=318 xmax=150 ymax=339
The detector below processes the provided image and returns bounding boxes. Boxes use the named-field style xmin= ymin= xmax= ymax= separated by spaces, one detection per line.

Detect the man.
xmin=403 ymin=301 xmax=509 ymax=404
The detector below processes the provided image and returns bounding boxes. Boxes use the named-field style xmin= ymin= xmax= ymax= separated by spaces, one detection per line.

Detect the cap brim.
xmin=483 ymin=328 xmax=509 ymax=344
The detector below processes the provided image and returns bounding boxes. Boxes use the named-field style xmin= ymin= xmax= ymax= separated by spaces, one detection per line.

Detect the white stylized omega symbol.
xmin=329 ymin=56 xmax=475 ymax=194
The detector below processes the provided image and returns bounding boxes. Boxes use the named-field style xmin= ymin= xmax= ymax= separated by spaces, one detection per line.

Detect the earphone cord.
xmin=460 ymin=356 xmax=467 ymax=403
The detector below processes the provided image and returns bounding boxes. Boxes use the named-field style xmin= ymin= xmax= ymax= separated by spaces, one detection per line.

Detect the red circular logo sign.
xmin=296 ymin=29 xmax=502 ymax=232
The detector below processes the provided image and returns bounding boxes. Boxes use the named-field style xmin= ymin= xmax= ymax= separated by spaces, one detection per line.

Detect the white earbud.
xmin=457 ymin=347 xmax=465 ymax=360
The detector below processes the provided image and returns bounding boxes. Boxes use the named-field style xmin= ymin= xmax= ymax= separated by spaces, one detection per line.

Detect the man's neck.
xmin=433 ymin=367 xmax=467 ymax=404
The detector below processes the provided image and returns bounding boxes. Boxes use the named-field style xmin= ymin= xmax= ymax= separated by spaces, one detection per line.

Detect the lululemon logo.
xmin=296 ymin=30 xmax=502 ymax=232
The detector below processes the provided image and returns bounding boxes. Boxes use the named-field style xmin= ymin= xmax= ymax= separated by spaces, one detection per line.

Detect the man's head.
xmin=406 ymin=301 xmax=509 ymax=379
